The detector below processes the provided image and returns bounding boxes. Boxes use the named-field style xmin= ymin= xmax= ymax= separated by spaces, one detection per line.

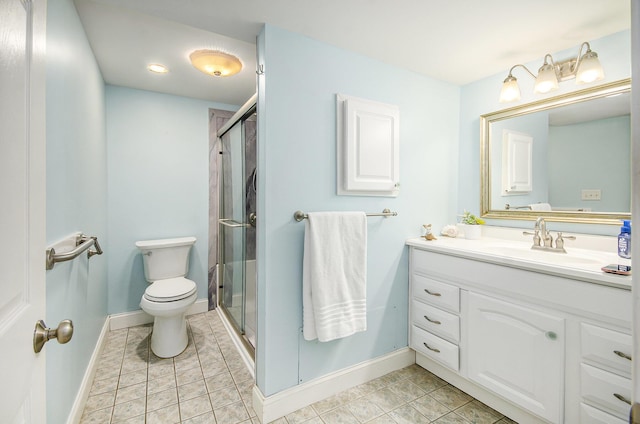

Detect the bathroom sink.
xmin=481 ymin=242 xmax=603 ymax=266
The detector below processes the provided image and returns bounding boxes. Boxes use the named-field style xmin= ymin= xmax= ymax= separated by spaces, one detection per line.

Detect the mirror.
xmin=480 ymin=79 xmax=631 ymax=225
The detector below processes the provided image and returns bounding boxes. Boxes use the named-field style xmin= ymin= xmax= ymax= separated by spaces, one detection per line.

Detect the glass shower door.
xmin=219 ymin=120 xmax=246 ymax=333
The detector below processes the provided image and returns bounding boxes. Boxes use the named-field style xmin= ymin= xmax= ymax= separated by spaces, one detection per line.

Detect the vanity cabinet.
xmin=408 ymin=244 xmax=632 ymax=424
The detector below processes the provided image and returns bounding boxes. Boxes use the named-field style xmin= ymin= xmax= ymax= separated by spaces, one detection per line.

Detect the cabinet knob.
xmin=545 ymin=331 xmax=557 ymax=340
xmin=424 ymin=288 xmax=442 ymax=297
xmin=614 ymin=393 xmax=631 ymax=405
xmin=423 ymin=315 xmax=441 ymax=325
xmin=423 ymin=342 xmax=440 ymax=353
xmin=613 ymin=350 xmax=632 ymax=361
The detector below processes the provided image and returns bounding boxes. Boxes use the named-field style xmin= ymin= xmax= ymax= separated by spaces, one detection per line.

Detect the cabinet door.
xmin=467 ymin=293 xmax=564 ymax=424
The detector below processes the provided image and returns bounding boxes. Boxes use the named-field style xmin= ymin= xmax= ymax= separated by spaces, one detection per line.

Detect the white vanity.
xmin=407 ymin=227 xmax=632 ymax=424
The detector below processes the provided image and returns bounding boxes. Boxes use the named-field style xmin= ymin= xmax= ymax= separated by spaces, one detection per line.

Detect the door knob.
xmin=33 ymin=319 xmax=73 ymax=353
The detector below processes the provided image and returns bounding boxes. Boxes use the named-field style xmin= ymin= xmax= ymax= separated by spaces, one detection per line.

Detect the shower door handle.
xmin=219 ymin=219 xmax=250 ymax=228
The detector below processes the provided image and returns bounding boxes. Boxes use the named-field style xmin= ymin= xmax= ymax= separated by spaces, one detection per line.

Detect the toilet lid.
xmin=144 ymin=277 xmax=197 ymax=302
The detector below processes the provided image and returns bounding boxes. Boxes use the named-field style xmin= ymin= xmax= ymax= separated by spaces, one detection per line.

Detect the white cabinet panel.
xmin=336 ymin=94 xmax=399 ymax=196
xmin=411 ymin=300 xmax=460 ymax=343
xmin=580 ymin=363 xmax=631 ymax=420
xmin=411 ymin=274 xmax=460 ymax=313
xmin=467 ymin=292 xmax=564 ymax=424
xmin=411 ymin=325 xmax=459 ymax=371
xmin=581 ymin=323 xmax=632 ymax=376
xmin=580 ymin=403 xmax=627 ymax=424
xmin=502 ymin=130 xmax=532 ymax=194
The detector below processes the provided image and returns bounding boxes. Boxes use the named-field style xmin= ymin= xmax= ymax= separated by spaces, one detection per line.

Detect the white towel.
xmin=529 ymin=203 xmax=552 ymax=211
xmin=303 ymin=212 xmax=367 ymax=342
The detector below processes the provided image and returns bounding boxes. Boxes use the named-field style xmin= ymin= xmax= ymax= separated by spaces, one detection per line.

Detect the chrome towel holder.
xmin=293 ymin=208 xmax=398 ymax=222
xmin=46 ymin=233 xmax=103 ymax=270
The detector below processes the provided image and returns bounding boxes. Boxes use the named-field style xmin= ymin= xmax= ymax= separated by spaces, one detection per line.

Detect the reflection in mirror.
xmin=481 ymin=79 xmax=631 ymax=224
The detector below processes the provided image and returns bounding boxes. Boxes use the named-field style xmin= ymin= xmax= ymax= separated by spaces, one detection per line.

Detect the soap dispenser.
xmin=618 ymin=220 xmax=631 ymax=260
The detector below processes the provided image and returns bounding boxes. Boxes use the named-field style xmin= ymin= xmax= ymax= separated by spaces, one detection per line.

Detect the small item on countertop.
xmin=618 ymin=220 xmax=632 ymax=259
xmin=601 ymin=264 xmax=631 ymax=275
xmin=440 ymin=224 xmax=458 ymax=238
xmin=423 ymin=224 xmax=437 ymax=240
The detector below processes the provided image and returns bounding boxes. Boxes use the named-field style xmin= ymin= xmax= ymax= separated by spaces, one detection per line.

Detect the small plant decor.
xmin=460 ymin=210 xmax=485 ymax=226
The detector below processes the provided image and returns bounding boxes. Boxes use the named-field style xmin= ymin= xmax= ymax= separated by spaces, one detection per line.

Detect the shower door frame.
xmin=216 ymin=95 xmax=257 ymax=359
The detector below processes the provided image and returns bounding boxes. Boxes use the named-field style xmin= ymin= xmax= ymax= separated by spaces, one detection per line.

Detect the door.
xmin=0 ymin=0 xmax=47 ymax=422
xmin=219 ymin=119 xmax=247 ymax=332
xmin=467 ymin=292 xmax=564 ymax=423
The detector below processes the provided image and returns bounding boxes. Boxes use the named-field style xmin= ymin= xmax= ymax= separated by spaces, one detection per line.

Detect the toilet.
xmin=136 ymin=236 xmax=198 ymax=358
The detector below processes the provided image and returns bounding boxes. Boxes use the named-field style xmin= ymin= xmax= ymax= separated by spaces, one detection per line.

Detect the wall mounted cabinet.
xmin=336 ymin=94 xmax=399 ymax=197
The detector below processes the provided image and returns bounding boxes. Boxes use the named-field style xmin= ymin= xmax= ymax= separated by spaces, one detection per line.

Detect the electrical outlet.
xmin=581 ymin=189 xmax=601 ymax=200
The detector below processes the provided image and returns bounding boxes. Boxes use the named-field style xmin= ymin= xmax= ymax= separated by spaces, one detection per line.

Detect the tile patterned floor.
xmin=80 ymin=310 xmax=517 ymax=423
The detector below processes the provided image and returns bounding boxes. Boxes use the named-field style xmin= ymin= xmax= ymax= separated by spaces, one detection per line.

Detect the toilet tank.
xmin=135 ymin=236 xmax=196 ymax=282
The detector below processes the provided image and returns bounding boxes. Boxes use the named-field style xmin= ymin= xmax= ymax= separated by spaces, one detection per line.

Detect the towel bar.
xmin=46 ymin=234 xmax=103 ymax=270
xmin=294 ymin=208 xmax=397 ymax=222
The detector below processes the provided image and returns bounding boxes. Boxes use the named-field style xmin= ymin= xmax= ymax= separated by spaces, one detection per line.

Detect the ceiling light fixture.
xmin=147 ymin=63 xmax=169 ymax=74
xmin=499 ymin=41 xmax=604 ymax=103
xmin=189 ymin=49 xmax=242 ymax=77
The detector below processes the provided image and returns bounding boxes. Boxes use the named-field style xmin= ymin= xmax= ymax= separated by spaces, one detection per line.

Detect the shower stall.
xmin=215 ymin=95 xmax=257 ymax=357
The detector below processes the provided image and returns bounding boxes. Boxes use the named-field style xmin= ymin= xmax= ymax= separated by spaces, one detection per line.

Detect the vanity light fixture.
xmin=147 ymin=63 xmax=169 ymax=74
xmin=499 ymin=41 xmax=604 ymax=103
xmin=189 ymin=49 xmax=242 ymax=77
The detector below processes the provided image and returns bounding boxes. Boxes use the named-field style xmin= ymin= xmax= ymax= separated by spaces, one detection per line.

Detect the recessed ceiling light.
xmin=147 ymin=63 xmax=169 ymax=74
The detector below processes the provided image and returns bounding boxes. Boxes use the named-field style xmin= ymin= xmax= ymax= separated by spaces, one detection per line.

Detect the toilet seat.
xmin=144 ymin=277 xmax=197 ymax=302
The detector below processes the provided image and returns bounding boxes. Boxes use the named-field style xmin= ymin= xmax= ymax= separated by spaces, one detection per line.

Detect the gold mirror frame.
xmin=480 ymin=78 xmax=631 ymax=225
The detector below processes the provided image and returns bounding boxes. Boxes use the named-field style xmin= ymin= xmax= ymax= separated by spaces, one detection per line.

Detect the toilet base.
xmin=140 ymin=292 xmax=197 ymax=358
xmin=150 ymin=314 xmax=188 ymax=358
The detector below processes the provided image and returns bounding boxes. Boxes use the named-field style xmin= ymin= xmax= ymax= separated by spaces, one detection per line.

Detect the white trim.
xmin=253 ymin=347 xmax=415 ymax=423
xmin=109 ymin=298 xmax=209 ymax=330
xmin=66 ymin=318 xmax=110 ymax=424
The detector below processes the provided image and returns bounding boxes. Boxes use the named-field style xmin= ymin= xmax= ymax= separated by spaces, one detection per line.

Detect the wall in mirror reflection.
xmin=490 ymin=101 xmax=630 ymax=213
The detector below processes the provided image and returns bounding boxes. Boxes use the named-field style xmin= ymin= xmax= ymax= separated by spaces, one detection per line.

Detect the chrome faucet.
xmin=523 ymin=217 xmax=576 ymax=253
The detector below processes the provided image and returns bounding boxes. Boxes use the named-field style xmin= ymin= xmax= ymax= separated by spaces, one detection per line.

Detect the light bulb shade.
xmin=189 ymin=49 xmax=242 ymax=77
xmin=575 ymin=51 xmax=604 ymax=84
xmin=534 ymin=63 xmax=559 ymax=94
xmin=499 ymin=75 xmax=521 ymax=103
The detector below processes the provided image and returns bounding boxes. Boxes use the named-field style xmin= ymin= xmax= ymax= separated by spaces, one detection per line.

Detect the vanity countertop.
xmin=406 ymin=231 xmax=631 ymax=291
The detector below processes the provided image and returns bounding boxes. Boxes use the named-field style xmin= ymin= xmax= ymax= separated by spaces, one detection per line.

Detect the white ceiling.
xmin=73 ymin=0 xmax=630 ymax=106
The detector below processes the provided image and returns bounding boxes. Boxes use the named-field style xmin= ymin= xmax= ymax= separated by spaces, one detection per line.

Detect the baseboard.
xmin=66 ymin=317 xmax=110 ymax=424
xmin=253 ymin=347 xmax=415 ymax=423
xmin=109 ymin=298 xmax=209 ymax=330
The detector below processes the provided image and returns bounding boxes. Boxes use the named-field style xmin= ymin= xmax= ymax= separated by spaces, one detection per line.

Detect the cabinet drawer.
xmin=581 ymin=323 xmax=632 ymax=376
xmin=411 ymin=325 xmax=459 ymax=371
xmin=580 ymin=363 xmax=631 ymax=420
xmin=411 ymin=300 xmax=459 ymax=343
xmin=580 ymin=403 xmax=627 ymax=424
xmin=411 ymin=274 xmax=459 ymax=313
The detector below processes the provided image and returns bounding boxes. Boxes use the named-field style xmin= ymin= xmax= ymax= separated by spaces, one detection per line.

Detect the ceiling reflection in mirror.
xmin=480 ymin=79 xmax=631 ymax=224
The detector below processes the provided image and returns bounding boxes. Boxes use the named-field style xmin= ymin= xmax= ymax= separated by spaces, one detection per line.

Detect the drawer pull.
xmin=613 ymin=350 xmax=632 ymax=361
xmin=423 ymin=342 xmax=440 ymax=353
xmin=614 ymin=393 xmax=632 ymax=405
xmin=423 ymin=315 xmax=441 ymax=325
xmin=424 ymin=288 xmax=442 ymax=297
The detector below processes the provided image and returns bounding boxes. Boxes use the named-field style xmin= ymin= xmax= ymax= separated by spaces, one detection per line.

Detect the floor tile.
xmin=180 ymin=393 xmax=213 ymax=421
xmin=80 ymin=312 xmax=512 ymax=424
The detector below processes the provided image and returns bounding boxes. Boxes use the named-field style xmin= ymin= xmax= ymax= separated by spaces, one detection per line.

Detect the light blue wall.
xmin=46 ymin=1 xmax=108 ymax=423
xmin=549 ymin=115 xmax=631 ymax=211
xmin=256 ymin=25 xmax=460 ymax=396
xmin=459 ymin=30 xmax=631 ymax=235
xmin=490 ymin=112 xmax=550 ymax=208
xmin=106 ymin=86 xmax=237 ymax=314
